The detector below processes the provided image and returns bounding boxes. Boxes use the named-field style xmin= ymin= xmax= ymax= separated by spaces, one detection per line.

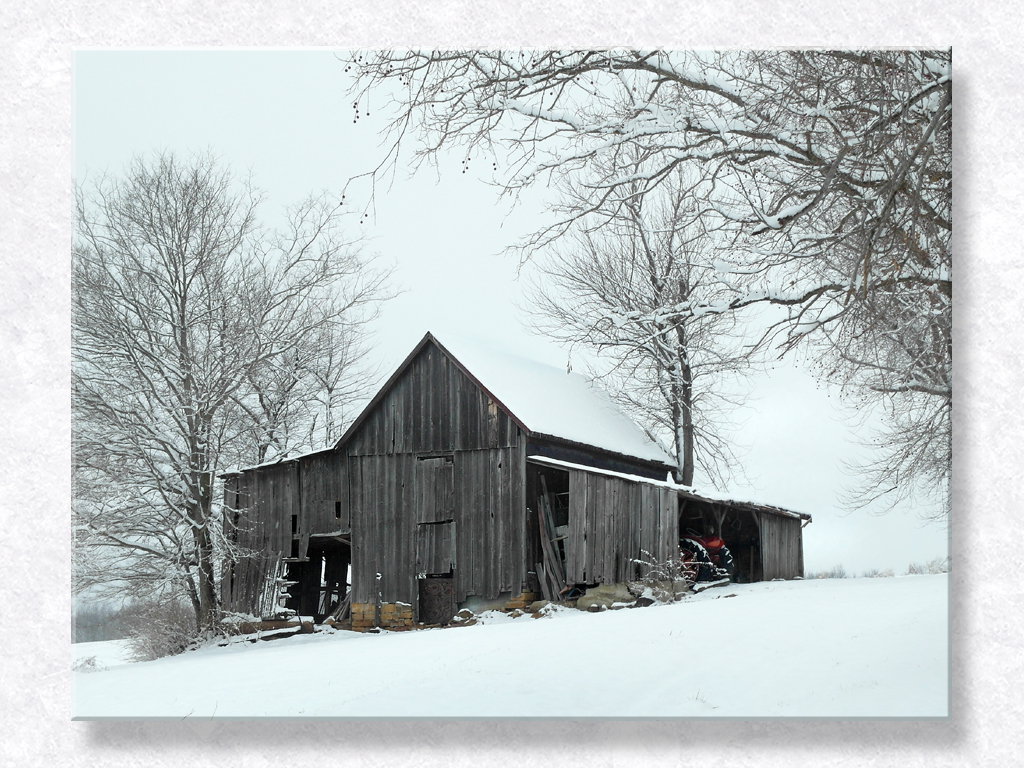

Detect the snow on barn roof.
xmin=431 ymin=333 xmax=674 ymax=466
xmin=526 ymin=454 xmax=812 ymax=522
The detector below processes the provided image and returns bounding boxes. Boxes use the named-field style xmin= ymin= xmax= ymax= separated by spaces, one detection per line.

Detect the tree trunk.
xmin=194 ymin=524 xmax=219 ymax=631
xmin=673 ymin=329 xmax=695 ymax=487
xmin=189 ymin=470 xmax=220 ymax=632
xmin=677 ymin=374 xmax=694 ymax=487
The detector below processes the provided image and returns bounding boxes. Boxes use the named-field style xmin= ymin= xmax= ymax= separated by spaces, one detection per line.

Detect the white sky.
xmin=73 ymin=50 xmax=949 ymax=573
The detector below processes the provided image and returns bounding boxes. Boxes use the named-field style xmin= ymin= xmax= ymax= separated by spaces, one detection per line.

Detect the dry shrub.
xmin=629 ymin=549 xmax=696 ymax=602
xmin=805 ymin=564 xmax=848 ymax=580
xmin=907 ymin=556 xmax=950 ymax=575
xmin=806 ymin=565 xmax=847 ymax=577
xmin=861 ymin=568 xmax=895 ymax=578
xmin=122 ymin=598 xmax=199 ymax=662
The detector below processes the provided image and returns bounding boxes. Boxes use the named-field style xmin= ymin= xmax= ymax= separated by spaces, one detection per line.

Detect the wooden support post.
xmin=373 ymin=572 xmax=382 ymax=629
xmin=712 ymin=504 xmax=727 ymax=538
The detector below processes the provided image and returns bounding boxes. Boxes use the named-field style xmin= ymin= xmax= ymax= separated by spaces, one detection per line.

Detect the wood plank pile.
xmin=534 ymin=476 xmax=570 ymax=602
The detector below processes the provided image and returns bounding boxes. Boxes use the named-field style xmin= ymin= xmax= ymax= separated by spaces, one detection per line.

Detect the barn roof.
xmin=335 ymin=332 xmax=675 ymax=469
xmin=527 ymin=454 xmax=812 ymax=522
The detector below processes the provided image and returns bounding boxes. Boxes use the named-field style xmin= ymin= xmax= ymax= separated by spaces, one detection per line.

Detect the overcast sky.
xmin=73 ymin=50 xmax=949 ymax=573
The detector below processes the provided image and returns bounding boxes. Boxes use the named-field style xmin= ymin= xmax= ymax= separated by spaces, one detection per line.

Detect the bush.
xmin=122 ymin=598 xmax=199 ymax=662
xmin=861 ymin=568 xmax=895 ymax=578
xmin=805 ymin=564 xmax=847 ymax=580
xmin=71 ymin=655 xmax=108 ymax=673
xmin=629 ymin=549 xmax=695 ymax=602
xmin=907 ymin=556 xmax=950 ymax=575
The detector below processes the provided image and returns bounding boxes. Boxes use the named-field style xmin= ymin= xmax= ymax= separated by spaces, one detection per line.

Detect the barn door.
xmin=415 ymin=455 xmax=456 ymax=623
xmin=415 ymin=455 xmax=454 ymax=523
xmin=418 ymin=575 xmax=455 ymax=625
xmin=416 ymin=520 xmax=456 ymax=575
xmin=415 ymin=524 xmax=455 ymax=623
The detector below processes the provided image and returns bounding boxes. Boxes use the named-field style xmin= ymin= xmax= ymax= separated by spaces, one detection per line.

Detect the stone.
xmin=575 ymin=583 xmax=637 ymax=612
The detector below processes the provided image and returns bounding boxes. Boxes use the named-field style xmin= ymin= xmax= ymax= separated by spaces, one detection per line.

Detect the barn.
xmin=221 ymin=332 xmax=810 ymax=630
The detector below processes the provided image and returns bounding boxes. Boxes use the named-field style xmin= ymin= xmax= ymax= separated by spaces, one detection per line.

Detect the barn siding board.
xmin=758 ymin=512 xmax=802 ymax=580
xmin=603 ymin=477 xmax=616 ymax=581
xmin=569 ymin=472 xmax=580 ymax=582
xmin=478 ymin=449 xmax=492 ymax=598
xmin=593 ymin=475 xmax=606 ymax=583
xmin=297 ymin=451 xmax=349 ymax=535
xmin=452 ymin=454 xmax=467 ymax=600
xmin=559 ymin=467 xmax=686 ymax=587
xmin=579 ymin=475 xmax=590 ymax=583
xmin=513 ymin=439 xmax=526 ymax=593
xmin=661 ymin=488 xmax=677 ymax=564
xmin=604 ymin=478 xmax=617 ymax=581
xmin=492 ymin=450 xmax=503 ymax=593
xmin=590 ymin=476 xmax=605 ymax=583
xmin=576 ymin=473 xmax=592 ymax=583
xmin=640 ymin=484 xmax=656 ymax=571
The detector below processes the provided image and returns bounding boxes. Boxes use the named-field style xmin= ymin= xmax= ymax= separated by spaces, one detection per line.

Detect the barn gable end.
xmin=341 ymin=336 xmax=527 ymax=610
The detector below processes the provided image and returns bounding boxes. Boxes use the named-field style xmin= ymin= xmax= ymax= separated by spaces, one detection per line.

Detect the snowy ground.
xmin=71 ymin=639 xmax=133 ymax=671
xmin=72 ymin=574 xmax=948 ymax=719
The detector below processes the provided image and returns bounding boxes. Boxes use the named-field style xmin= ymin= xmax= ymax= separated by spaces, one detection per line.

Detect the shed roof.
xmin=527 ymin=455 xmax=812 ymax=522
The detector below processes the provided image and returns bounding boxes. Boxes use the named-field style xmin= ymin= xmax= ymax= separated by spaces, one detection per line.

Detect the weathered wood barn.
xmin=221 ymin=333 xmax=810 ymax=629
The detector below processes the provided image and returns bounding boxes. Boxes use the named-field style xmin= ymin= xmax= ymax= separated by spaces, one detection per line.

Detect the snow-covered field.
xmin=72 ymin=574 xmax=948 ymax=719
xmin=71 ymin=639 xmax=133 ymax=671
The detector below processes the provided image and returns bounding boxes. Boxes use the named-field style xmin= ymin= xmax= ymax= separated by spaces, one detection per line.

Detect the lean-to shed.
xmin=221 ymin=332 xmax=810 ymax=629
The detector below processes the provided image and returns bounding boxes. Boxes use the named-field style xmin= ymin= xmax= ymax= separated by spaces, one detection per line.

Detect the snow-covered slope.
xmin=73 ymin=574 xmax=948 ymax=718
xmin=72 ymin=639 xmax=133 ymax=670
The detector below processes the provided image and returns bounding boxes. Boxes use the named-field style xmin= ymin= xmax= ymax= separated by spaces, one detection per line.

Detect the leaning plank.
xmin=535 ymin=560 xmax=553 ymax=603
xmin=538 ymin=476 xmax=568 ymax=590
xmin=536 ymin=499 xmax=566 ymax=595
xmin=329 ymin=592 xmax=351 ymax=623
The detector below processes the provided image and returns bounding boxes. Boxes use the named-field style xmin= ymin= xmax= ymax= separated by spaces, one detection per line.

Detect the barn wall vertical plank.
xmin=494 ymin=450 xmax=507 ymax=593
xmin=474 ymin=449 xmax=487 ymax=597
xmin=481 ymin=450 xmax=494 ymax=598
xmin=591 ymin=476 xmax=602 ymax=583
xmin=760 ymin=512 xmax=771 ymax=580
xmin=610 ymin=478 xmax=623 ymax=581
xmin=604 ymin=477 xmax=616 ymax=583
xmin=514 ymin=438 xmax=527 ymax=593
xmin=566 ymin=470 xmax=582 ymax=583
xmin=452 ymin=452 xmax=466 ymax=601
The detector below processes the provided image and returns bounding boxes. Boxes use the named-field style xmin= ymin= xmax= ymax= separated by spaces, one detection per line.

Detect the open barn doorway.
xmin=525 ymin=462 xmax=570 ymax=600
xmin=719 ymin=508 xmax=762 ymax=583
xmin=284 ymin=538 xmax=351 ymax=623
xmin=679 ymin=499 xmax=762 ymax=584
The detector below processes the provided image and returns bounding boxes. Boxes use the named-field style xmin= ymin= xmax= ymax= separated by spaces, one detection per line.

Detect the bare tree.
xmin=349 ymin=49 xmax=951 ymax=516
xmin=73 ymin=152 xmax=393 ymax=630
xmin=237 ymin=315 xmax=381 ymax=464
xmin=527 ymin=171 xmax=751 ymax=487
